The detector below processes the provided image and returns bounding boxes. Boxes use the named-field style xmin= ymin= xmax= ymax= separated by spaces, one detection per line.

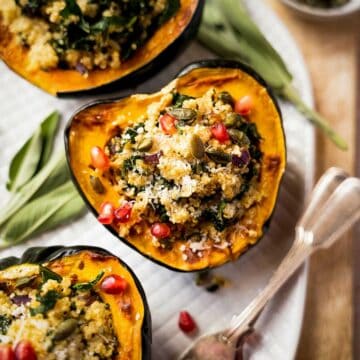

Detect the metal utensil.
xmin=179 ymin=167 xmax=360 ymax=360
xmin=280 ymin=0 xmax=360 ymax=20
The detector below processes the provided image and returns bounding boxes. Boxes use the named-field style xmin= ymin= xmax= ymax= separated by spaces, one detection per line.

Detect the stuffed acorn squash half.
xmin=0 ymin=246 xmax=151 ymax=360
xmin=65 ymin=60 xmax=286 ymax=272
xmin=0 ymin=0 xmax=203 ymax=96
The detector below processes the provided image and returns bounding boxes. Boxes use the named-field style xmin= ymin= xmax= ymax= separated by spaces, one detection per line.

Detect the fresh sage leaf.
xmin=32 ymin=194 xmax=86 ymax=238
xmin=32 ymin=153 xmax=69 ymax=199
xmin=0 ymin=181 xmax=79 ymax=245
xmin=6 ymin=127 xmax=43 ymax=192
xmin=30 ymin=290 xmax=60 ymax=316
xmin=198 ymin=0 xmax=347 ymax=150
xmin=38 ymin=111 xmax=60 ymax=169
xmin=6 ymin=111 xmax=60 ymax=192
xmin=0 ymin=151 xmax=66 ymax=226
xmin=40 ymin=265 xmax=62 ymax=283
xmin=72 ymin=271 xmax=104 ymax=291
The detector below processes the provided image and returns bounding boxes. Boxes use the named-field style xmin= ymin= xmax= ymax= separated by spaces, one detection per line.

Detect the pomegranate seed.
xmin=90 ymin=146 xmax=110 ymax=171
xmin=101 ymin=274 xmax=128 ymax=294
xmin=114 ymin=203 xmax=132 ymax=223
xmin=178 ymin=311 xmax=197 ymax=333
xmin=211 ymin=123 xmax=230 ymax=143
xmin=151 ymin=223 xmax=171 ymax=239
xmin=0 ymin=345 xmax=15 ymax=360
xmin=97 ymin=201 xmax=115 ymax=224
xmin=159 ymin=114 xmax=177 ymax=135
xmin=235 ymin=95 xmax=253 ymax=116
xmin=14 ymin=341 xmax=37 ymax=360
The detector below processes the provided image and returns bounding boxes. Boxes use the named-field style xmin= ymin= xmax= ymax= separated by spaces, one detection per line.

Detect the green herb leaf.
xmin=172 ymin=93 xmax=194 ymax=108
xmin=38 ymin=111 xmax=60 ymax=169
xmin=91 ymin=16 xmax=136 ymax=33
xmin=72 ymin=271 xmax=104 ymax=291
xmin=6 ymin=111 xmax=60 ymax=192
xmin=158 ymin=0 xmax=180 ymax=24
xmin=6 ymin=127 xmax=42 ymax=192
xmin=0 ymin=181 xmax=82 ymax=246
xmin=198 ymin=0 xmax=348 ymax=150
xmin=0 ymin=152 xmax=67 ymax=227
xmin=30 ymin=290 xmax=60 ymax=316
xmin=31 ymin=154 xmax=70 ymax=199
xmin=0 ymin=315 xmax=11 ymax=335
xmin=32 ymin=194 xmax=86 ymax=238
xmin=40 ymin=265 xmax=62 ymax=284
xmin=60 ymin=0 xmax=82 ymax=18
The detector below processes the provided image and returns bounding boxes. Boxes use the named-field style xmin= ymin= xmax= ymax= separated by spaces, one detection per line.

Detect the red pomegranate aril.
xmin=14 ymin=341 xmax=37 ymax=360
xmin=159 ymin=114 xmax=177 ymax=135
xmin=114 ymin=203 xmax=132 ymax=223
xmin=211 ymin=123 xmax=230 ymax=143
xmin=178 ymin=311 xmax=197 ymax=333
xmin=0 ymin=345 xmax=15 ymax=360
xmin=235 ymin=95 xmax=253 ymax=116
xmin=151 ymin=223 xmax=171 ymax=239
xmin=97 ymin=201 xmax=115 ymax=224
xmin=101 ymin=274 xmax=128 ymax=294
xmin=90 ymin=146 xmax=110 ymax=171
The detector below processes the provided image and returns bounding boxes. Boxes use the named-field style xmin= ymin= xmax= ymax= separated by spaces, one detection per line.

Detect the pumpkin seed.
xmin=53 ymin=318 xmax=78 ymax=341
xmin=190 ymin=135 xmax=205 ymax=159
xmin=228 ymin=129 xmax=250 ymax=146
xmin=224 ymin=113 xmax=244 ymax=128
xmin=15 ymin=276 xmax=37 ymax=289
xmin=90 ymin=175 xmax=105 ymax=194
xmin=137 ymin=138 xmax=153 ymax=152
xmin=218 ymin=91 xmax=234 ymax=106
xmin=205 ymin=150 xmax=231 ymax=164
xmin=168 ymin=108 xmax=197 ymax=122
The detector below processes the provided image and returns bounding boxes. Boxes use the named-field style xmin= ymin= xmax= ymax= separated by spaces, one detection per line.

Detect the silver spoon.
xmin=179 ymin=168 xmax=360 ymax=360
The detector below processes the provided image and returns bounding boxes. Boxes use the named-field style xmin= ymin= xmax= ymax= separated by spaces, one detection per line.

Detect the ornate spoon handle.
xmin=224 ymin=169 xmax=360 ymax=343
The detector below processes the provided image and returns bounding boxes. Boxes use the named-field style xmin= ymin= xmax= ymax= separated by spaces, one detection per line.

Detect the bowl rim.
xmin=280 ymin=0 xmax=360 ymax=17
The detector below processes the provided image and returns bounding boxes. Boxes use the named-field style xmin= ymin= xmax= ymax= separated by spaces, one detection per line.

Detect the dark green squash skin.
xmin=64 ymin=59 xmax=286 ymax=272
xmin=58 ymin=0 xmax=204 ymax=97
xmin=0 ymin=246 xmax=152 ymax=360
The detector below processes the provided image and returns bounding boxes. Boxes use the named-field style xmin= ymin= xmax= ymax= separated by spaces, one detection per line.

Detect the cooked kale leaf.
xmin=30 ymin=290 xmax=61 ymax=316
xmin=40 ymin=265 xmax=62 ymax=284
xmin=158 ymin=0 xmax=180 ymax=24
xmin=0 ymin=315 xmax=11 ymax=335
xmin=72 ymin=271 xmax=104 ymax=291
xmin=172 ymin=93 xmax=195 ymax=108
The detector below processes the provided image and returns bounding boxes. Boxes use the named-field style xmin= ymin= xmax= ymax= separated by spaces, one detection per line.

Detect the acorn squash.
xmin=0 ymin=0 xmax=203 ymax=96
xmin=65 ymin=60 xmax=286 ymax=271
xmin=0 ymin=246 xmax=151 ymax=360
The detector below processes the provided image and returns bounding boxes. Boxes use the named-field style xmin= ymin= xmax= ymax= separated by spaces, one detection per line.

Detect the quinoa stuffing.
xmin=0 ymin=0 xmax=179 ymax=72
xmin=93 ymin=88 xmax=264 ymax=262
xmin=0 ymin=264 xmax=119 ymax=359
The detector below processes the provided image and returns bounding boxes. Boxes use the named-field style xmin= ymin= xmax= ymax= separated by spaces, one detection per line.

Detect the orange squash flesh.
xmin=66 ymin=64 xmax=286 ymax=271
xmin=0 ymin=250 xmax=147 ymax=360
xmin=48 ymin=251 xmax=145 ymax=360
xmin=0 ymin=0 xmax=200 ymax=95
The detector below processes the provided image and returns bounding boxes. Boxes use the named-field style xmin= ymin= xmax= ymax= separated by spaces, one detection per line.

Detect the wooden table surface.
xmin=266 ymin=2 xmax=359 ymax=359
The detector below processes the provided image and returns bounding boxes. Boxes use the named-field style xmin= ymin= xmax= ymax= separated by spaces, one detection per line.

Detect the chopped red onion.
xmin=75 ymin=63 xmax=88 ymax=76
xmin=232 ymin=149 xmax=250 ymax=167
xmin=144 ymin=151 xmax=163 ymax=165
xmin=11 ymin=295 xmax=30 ymax=305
